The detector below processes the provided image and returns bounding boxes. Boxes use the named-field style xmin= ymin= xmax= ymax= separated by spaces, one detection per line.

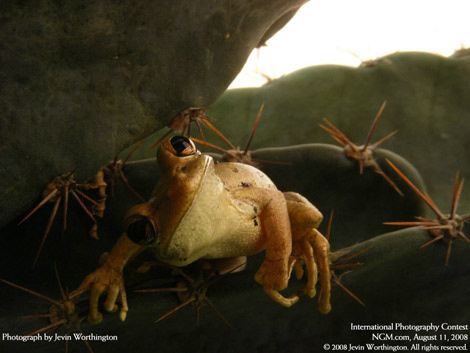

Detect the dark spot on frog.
xmin=181 ymin=166 xmax=187 ymax=172
xmin=253 ymin=216 xmax=258 ymax=227
xmin=253 ymin=206 xmax=258 ymax=214
xmin=241 ymin=182 xmax=251 ymax=188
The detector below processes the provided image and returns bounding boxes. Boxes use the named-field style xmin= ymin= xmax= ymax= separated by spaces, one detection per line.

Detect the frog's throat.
xmin=157 ymin=155 xmax=219 ymax=264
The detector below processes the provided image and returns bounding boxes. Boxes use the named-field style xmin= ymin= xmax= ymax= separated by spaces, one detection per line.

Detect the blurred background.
xmin=231 ymin=0 xmax=470 ymax=88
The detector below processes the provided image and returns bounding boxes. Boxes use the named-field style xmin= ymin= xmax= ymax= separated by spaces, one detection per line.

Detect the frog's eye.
xmin=126 ymin=217 xmax=157 ymax=246
xmin=169 ymin=136 xmax=197 ymax=156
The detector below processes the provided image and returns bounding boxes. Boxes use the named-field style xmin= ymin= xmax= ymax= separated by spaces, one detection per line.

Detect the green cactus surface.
xmin=128 ymin=52 xmax=470 ymax=215
xmin=0 ymin=0 xmax=305 ymax=228
xmin=1 ymin=11 xmax=469 ymax=351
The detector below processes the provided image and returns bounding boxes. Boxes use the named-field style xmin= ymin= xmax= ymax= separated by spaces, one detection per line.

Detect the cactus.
xmin=128 ymin=52 xmax=470 ymax=213
xmin=0 ymin=0 xmax=305 ymax=227
xmin=207 ymin=52 xmax=470 ymax=214
xmin=1 ymin=10 xmax=469 ymax=352
xmin=1 ymin=146 xmax=468 ymax=352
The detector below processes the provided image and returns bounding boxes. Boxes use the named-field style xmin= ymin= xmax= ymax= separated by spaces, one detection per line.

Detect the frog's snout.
xmin=155 ymin=242 xmax=193 ymax=266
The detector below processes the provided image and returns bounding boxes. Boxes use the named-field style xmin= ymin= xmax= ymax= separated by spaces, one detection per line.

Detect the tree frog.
xmin=78 ymin=136 xmax=331 ymax=323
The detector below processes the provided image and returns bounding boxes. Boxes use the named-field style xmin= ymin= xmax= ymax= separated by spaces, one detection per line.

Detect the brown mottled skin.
xmin=76 ymin=137 xmax=331 ymax=324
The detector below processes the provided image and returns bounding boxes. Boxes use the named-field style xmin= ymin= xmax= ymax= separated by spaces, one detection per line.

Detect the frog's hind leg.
xmin=284 ymin=192 xmax=332 ymax=314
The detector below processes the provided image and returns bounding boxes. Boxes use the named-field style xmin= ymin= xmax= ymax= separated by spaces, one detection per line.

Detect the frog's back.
xmin=214 ymin=162 xmax=277 ymax=191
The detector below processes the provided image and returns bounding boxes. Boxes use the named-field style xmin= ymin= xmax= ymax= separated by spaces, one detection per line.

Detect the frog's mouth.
xmin=151 ymin=248 xmax=199 ymax=267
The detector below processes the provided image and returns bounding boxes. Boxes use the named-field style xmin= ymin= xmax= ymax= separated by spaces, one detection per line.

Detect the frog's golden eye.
xmin=169 ymin=136 xmax=197 ymax=156
xmin=126 ymin=216 xmax=157 ymax=246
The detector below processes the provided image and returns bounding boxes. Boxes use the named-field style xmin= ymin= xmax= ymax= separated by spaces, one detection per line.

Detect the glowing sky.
xmin=230 ymin=0 xmax=470 ymax=88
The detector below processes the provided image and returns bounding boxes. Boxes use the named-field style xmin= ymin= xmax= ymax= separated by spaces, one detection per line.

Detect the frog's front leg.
xmin=77 ymin=234 xmax=143 ymax=323
xmin=75 ymin=203 xmax=157 ymax=324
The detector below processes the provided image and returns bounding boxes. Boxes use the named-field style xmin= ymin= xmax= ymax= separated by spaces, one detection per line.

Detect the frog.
xmin=77 ymin=135 xmax=331 ymax=324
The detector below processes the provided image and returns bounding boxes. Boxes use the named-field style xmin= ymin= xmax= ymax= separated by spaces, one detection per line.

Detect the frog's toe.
xmin=319 ymin=301 xmax=332 ymax=314
xmin=104 ymin=285 xmax=120 ymax=312
xmin=303 ymin=284 xmax=317 ymax=298
xmin=88 ymin=310 xmax=103 ymax=324
xmin=310 ymin=229 xmax=331 ymax=314
xmin=299 ymin=236 xmax=319 ymax=298
xmin=118 ymin=282 xmax=128 ymax=322
xmin=263 ymin=287 xmax=299 ymax=307
xmin=87 ymin=282 xmax=107 ymax=324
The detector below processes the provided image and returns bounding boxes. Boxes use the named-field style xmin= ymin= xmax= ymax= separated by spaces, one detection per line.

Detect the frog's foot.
xmin=287 ymin=229 xmax=331 ymax=313
xmin=302 ymin=229 xmax=331 ymax=314
xmin=254 ymin=257 xmax=289 ymax=292
xmin=78 ymin=263 xmax=128 ymax=324
xmin=255 ymin=257 xmax=301 ymax=307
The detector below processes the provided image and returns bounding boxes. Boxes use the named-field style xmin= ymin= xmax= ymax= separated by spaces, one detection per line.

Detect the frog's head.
xmin=155 ymin=136 xmax=213 ymax=208
xmin=124 ymin=136 xmax=218 ymax=265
